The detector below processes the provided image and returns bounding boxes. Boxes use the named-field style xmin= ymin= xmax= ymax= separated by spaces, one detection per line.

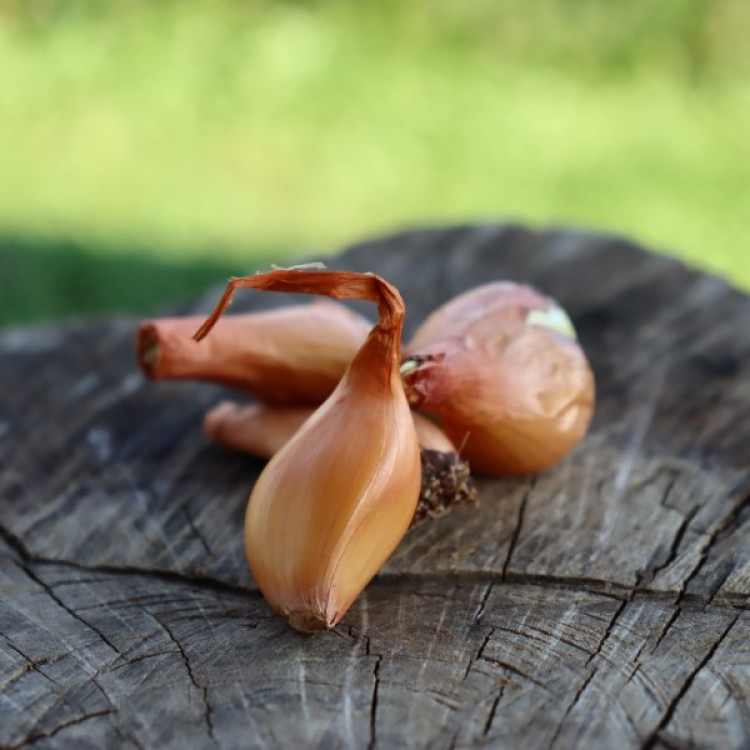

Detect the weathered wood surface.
xmin=2 ymin=224 xmax=750 ymax=749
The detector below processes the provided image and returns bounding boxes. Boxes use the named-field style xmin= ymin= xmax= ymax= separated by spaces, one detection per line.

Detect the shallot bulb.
xmin=203 ymin=401 xmax=477 ymax=526
xmin=402 ymin=282 xmax=595 ymax=475
xmin=137 ymin=300 xmax=369 ymax=405
xmin=194 ymin=269 xmax=421 ymax=633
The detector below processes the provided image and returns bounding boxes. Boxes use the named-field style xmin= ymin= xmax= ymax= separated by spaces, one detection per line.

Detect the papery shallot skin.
xmin=246 ymin=350 xmax=420 ymax=632
xmin=203 ymin=402 xmax=313 ymax=457
xmin=204 ymin=402 xmax=455 ymax=458
xmin=408 ymin=281 xmax=554 ymax=348
xmin=403 ymin=282 xmax=595 ymax=475
xmin=194 ymin=270 xmax=421 ymax=633
xmin=137 ymin=300 xmax=370 ymax=405
xmin=204 ymin=400 xmax=475 ymax=533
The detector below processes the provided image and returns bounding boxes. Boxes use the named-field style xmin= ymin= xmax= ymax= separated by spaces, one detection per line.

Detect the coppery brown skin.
xmin=407 ymin=281 xmax=553 ymax=348
xmin=203 ymin=401 xmax=477 ymax=526
xmin=203 ymin=403 xmax=456 ymax=457
xmin=137 ymin=300 xmax=370 ymax=405
xmin=402 ymin=282 xmax=595 ymax=475
xmin=194 ymin=269 xmax=422 ymax=633
xmin=203 ymin=402 xmax=313 ymax=457
xmin=138 ymin=279 xmax=594 ymax=476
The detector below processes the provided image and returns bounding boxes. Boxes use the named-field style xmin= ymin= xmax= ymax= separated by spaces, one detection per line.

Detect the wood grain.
xmin=2 ymin=224 xmax=749 ymax=748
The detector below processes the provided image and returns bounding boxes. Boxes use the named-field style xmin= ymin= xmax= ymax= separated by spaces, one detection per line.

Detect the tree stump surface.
xmin=2 ymin=224 xmax=750 ymax=750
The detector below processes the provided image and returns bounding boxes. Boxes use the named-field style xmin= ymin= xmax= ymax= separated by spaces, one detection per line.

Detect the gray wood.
xmin=2 ymin=223 xmax=750 ymax=749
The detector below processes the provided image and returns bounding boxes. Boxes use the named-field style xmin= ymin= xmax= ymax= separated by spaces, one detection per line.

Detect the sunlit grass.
xmin=0 ymin=0 xmax=748 ymax=309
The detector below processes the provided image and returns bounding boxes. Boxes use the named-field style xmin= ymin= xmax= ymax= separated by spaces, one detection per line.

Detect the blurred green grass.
xmin=0 ymin=234 xmax=278 ymax=326
xmin=1 ymin=0 xmax=749 ymax=325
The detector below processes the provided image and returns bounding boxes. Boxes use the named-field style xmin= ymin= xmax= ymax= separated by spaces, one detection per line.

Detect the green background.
xmin=1 ymin=0 xmax=748 ymax=326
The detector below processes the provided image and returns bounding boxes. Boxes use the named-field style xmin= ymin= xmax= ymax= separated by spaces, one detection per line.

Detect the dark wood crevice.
xmin=641 ymin=615 xmax=740 ymax=750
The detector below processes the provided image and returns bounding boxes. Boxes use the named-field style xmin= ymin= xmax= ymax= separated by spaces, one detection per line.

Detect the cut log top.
xmin=1 ymin=224 xmax=749 ymax=749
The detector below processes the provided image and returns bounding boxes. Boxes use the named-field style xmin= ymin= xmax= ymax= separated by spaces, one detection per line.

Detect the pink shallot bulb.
xmin=402 ymin=282 xmax=595 ymax=475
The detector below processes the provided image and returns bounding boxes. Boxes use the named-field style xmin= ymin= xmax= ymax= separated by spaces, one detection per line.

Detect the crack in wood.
xmin=481 ymin=683 xmax=506 ymax=738
xmin=367 ymin=654 xmax=382 ymax=750
xmin=339 ymin=622 xmax=383 ymax=750
xmin=501 ymin=478 xmax=535 ymax=581
xmin=705 ymin=561 xmax=739 ymax=606
xmin=182 ymin=506 xmax=213 ymax=560
xmin=478 ymin=655 xmax=548 ymax=691
xmin=110 ymin=649 xmax=176 ymax=671
xmin=643 ymin=486 xmax=750 ymax=655
xmin=0 ymin=662 xmax=39 ymax=695
xmin=585 ymin=600 xmax=628 ymax=668
xmin=656 ymin=505 xmax=699 ymax=576
xmin=473 ymin=649 xmax=547 ymax=739
xmin=639 ymin=505 xmax=699 ymax=588
xmin=651 ymin=607 xmax=681 ymax=653
xmin=546 ymin=666 xmax=599 ymax=749
xmin=462 ymin=627 xmax=495 ymax=681
xmin=499 ymin=571 xmax=630 ymax=600
xmin=110 ymin=722 xmax=145 ymax=750
xmin=471 ymin=582 xmax=493 ymax=626
xmin=148 ymin=613 xmax=218 ymax=750
xmin=0 ymin=522 xmax=254 ymax=598
xmin=641 ymin=614 xmax=739 ymax=750
xmin=626 ymin=636 xmax=650 ymax=684
xmin=0 ymin=639 xmax=62 ymax=692
xmin=430 ymin=693 xmax=463 ymax=714
xmin=523 ymin=620 xmax=592 ymax=657
xmin=7 ymin=709 xmax=115 ymax=749
xmin=656 ymin=474 xmax=679 ymax=511
xmin=703 ymin=487 xmax=750 ymax=605
xmin=653 ymin=735 xmax=682 ymax=750
xmin=16 ymin=560 xmax=123 ymax=660
xmin=6 ymin=507 xmax=749 ymax=613
xmin=8 ymin=519 xmax=749 ymax=632
xmin=73 ymin=593 xmax=191 ymax=613
xmin=682 ymin=486 xmax=750 ymax=600
xmin=0 ymin=521 xmax=32 ymax=564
